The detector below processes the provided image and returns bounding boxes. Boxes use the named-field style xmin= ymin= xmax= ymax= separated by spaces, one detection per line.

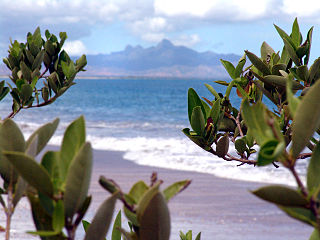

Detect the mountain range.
xmin=1 ymin=39 xmax=240 ymax=79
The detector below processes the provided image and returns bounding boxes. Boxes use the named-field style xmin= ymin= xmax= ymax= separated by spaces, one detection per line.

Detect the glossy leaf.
xmin=190 ymin=106 xmax=205 ymax=135
xmin=188 ymin=88 xmax=206 ymax=123
xmin=163 ymin=180 xmax=191 ymax=202
xmin=111 ymin=210 xmax=122 ymax=240
xmin=4 ymin=151 xmax=53 ymax=197
xmin=84 ymin=192 xmax=118 ymax=240
xmin=64 ymin=142 xmax=92 ymax=219
xmin=291 ymin=79 xmax=320 ymax=158
xmin=252 ymin=185 xmax=308 ymax=207
xmin=60 ymin=115 xmax=86 ymax=181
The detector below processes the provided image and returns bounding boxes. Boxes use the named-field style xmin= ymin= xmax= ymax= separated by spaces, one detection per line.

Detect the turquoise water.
xmin=0 ymin=78 xmax=304 ymax=185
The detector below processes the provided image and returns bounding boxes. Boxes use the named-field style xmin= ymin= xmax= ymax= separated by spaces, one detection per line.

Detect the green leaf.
xmin=84 ymin=192 xmax=118 ymax=240
xmin=296 ymin=65 xmax=309 ymax=81
xmin=260 ymin=41 xmax=275 ymax=61
xmin=272 ymin=64 xmax=287 ymax=75
xmin=204 ymin=83 xmax=222 ymax=98
xmin=241 ymin=99 xmax=273 ymax=145
xmin=60 ymin=116 xmax=86 ymax=181
xmin=283 ymin=38 xmax=301 ymax=66
xmin=182 ymin=128 xmax=209 ymax=151
xmin=75 ymin=54 xmax=87 ymax=72
xmin=291 ymin=79 xmax=320 ymax=158
xmin=128 ymin=181 xmax=149 ymax=204
xmin=32 ymin=50 xmax=45 ymax=71
xmin=26 ymin=118 xmax=59 ymax=156
xmin=195 ymin=232 xmax=201 ymax=240
xmin=20 ymin=61 xmax=32 ymax=81
xmin=257 ymin=139 xmax=285 ymax=166
xmin=137 ymin=184 xmax=170 ymax=240
xmin=220 ymin=59 xmax=235 ymax=78
xmin=111 ymin=210 xmax=122 ymax=240
xmin=279 ymin=206 xmax=317 ymax=227
xmin=245 ymin=50 xmax=271 ymax=75
xmin=308 ymin=57 xmax=320 ymax=84
xmin=216 ymin=134 xmax=229 ymax=157
xmin=309 ymin=229 xmax=320 ymax=240
xmin=210 ymin=98 xmax=221 ymax=124
xmin=4 ymin=151 xmax=53 ymax=197
xmin=21 ymin=84 xmax=33 ymax=102
xmin=234 ymin=54 xmax=246 ymax=78
xmin=27 ymin=230 xmax=60 ymax=237
xmin=291 ymin=18 xmax=301 ymax=48
xmin=163 ymin=180 xmax=191 ymax=202
xmin=52 ymin=200 xmax=64 ymax=232
xmin=235 ymin=138 xmax=247 ymax=154
xmin=99 ymin=176 xmax=120 ymax=194
xmin=82 ymin=220 xmax=90 ymax=232
xmin=213 ymin=80 xmax=229 ymax=86
xmin=286 ymin=74 xmax=300 ymax=118
xmin=191 ymin=106 xmax=205 ymax=135
xmin=64 ymin=142 xmax=92 ymax=219
xmin=0 ymin=119 xmax=25 ymax=184
xmin=307 ymin=142 xmax=320 ymax=192
xmin=274 ymin=24 xmax=296 ymax=51
xmin=188 ymin=88 xmax=206 ymax=123
xmin=252 ymin=185 xmax=308 ymax=207
xmin=305 ymin=27 xmax=314 ymax=65
xmin=13 ymin=177 xmax=28 ymax=207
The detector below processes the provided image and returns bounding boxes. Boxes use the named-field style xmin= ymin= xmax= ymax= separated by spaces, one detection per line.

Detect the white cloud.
xmin=63 ymin=40 xmax=88 ymax=56
xmin=172 ymin=34 xmax=200 ymax=47
xmin=282 ymin=0 xmax=320 ymax=18
xmin=154 ymin=0 xmax=274 ymax=21
xmin=141 ymin=33 xmax=166 ymax=42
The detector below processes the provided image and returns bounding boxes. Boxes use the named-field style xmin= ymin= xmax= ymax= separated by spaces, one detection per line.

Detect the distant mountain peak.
xmin=157 ymin=39 xmax=174 ymax=48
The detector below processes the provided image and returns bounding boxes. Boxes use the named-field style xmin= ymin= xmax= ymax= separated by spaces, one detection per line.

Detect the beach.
xmin=1 ymin=148 xmax=313 ymax=240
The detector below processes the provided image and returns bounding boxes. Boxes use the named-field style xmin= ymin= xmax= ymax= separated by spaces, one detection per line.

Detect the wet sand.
xmin=0 ymin=149 xmax=313 ymax=239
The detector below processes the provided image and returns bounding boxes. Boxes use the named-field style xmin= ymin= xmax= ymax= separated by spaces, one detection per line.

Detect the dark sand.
xmin=0 ymin=149 xmax=313 ymax=239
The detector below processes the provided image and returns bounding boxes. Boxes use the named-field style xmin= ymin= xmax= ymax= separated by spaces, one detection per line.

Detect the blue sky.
xmin=1 ymin=0 xmax=320 ymax=61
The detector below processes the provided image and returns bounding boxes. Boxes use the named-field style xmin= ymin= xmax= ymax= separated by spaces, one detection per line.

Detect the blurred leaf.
xmin=82 ymin=220 xmax=90 ymax=232
xmin=263 ymin=75 xmax=303 ymax=90
xmin=235 ymin=138 xmax=247 ymax=154
xmin=234 ymin=54 xmax=246 ymax=78
xmin=84 ymin=192 xmax=118 ymax=240
xmin=291 ymin=79 xmax=320 ymax=158
xmin=286 ymin=74 xmax=300 ymax=118
xmin=272 ymin=64 xmax=287 ymax=75
xmin=52 ymin=200 xmax=64 ymax=232
xmin=296 ymin=65 xmax=309 ymax=81
xmin=75 ymin=54 xmax=87 ymax=72
xmin=13 ymin=177 xmax=28 ymax=207
xmin=283 ymin=38 xmax=300 ymax=66
xmin=308 ymin=57 xmax=320 ymax=84
xmin=99 ymin=176 xmax=120 ymax=194
xmin=245 ymin=50 xmax=271 ymax=75
xmin=213 ymin=80 xmax=229 ymax=86
xmin=307 ymin=142 xmax=320 ymax=192
xmin=129 ymin=181 xmax=149 ymax=204
xmin=112 ymin=210 xmax=122 ymax=240
xmin=220 ymin=59 xmax=235 ymax=78
xmin=64 ymin=142 xmax=92 ymax=219
xmin=257 ymin=139 xmax=285 ymax=166
xmin=252 ymin=185 xmax=308 ymax=206
xmin=32 ymin=49 xmax=44 ymax=71
xmin=216 ymin=134 xmax=229 ymax=157
xmin=163 ymin=180 xmax=191 ymax=202
xmin=309 ymin=229 xmax=320 ymax=240
xmin=4 ymin=151 xmax=53 ymax=197
xmin=195 ymin=232 xmax=201 ymax=240
xmin=20 ymin=61 xmax=32 ymax=81
xmin=182 ymin=128 xmax=209 ymax=151
xmin=60 ymin=116 xmax=86 ymax=181
xmin=137 ymin=184 xmax=170 ymax=240
xmin=191 ymin=106 xmax=205 ymax=135
xmin=21 ymin=84 xmax=33 ymax=102
xmin=210 ymin=98 xmax=221 ymax=124
xmin=26 ymin=118 xmax=59 ymax=156
xmin=279 ymin=206 xmax=317 ymax=227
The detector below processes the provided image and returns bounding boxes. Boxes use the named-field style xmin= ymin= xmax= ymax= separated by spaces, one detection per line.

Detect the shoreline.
xmin=0 ymin=148 xmax=313 ymax=240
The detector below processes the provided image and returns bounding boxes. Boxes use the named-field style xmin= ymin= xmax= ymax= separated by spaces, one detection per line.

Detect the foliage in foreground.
xmin=183 ymin=18 xmax=320 ymax=239
xmin=0 ymin=28 xmax=190 ymax=240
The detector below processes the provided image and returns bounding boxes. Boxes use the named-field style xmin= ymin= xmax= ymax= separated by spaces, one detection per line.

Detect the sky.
xmin=1 ymin=0 xmax=320 ymax=62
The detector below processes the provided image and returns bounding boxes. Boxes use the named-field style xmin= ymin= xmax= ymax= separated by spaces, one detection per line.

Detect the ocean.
xmin=0 ymin=78 xmax=307 ymax=186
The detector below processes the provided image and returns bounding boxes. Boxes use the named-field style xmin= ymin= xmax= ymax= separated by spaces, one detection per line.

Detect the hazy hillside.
xmin=1 ymin=39 xmax=240 ymax=79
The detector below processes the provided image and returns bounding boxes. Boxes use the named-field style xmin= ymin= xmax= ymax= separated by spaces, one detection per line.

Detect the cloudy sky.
xmin=1 ymin=0 xmax=320 ymax=60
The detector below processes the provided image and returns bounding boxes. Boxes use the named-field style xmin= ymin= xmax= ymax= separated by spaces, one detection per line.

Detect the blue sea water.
xmin=0 ymin=78 xmax=305 ymax=185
